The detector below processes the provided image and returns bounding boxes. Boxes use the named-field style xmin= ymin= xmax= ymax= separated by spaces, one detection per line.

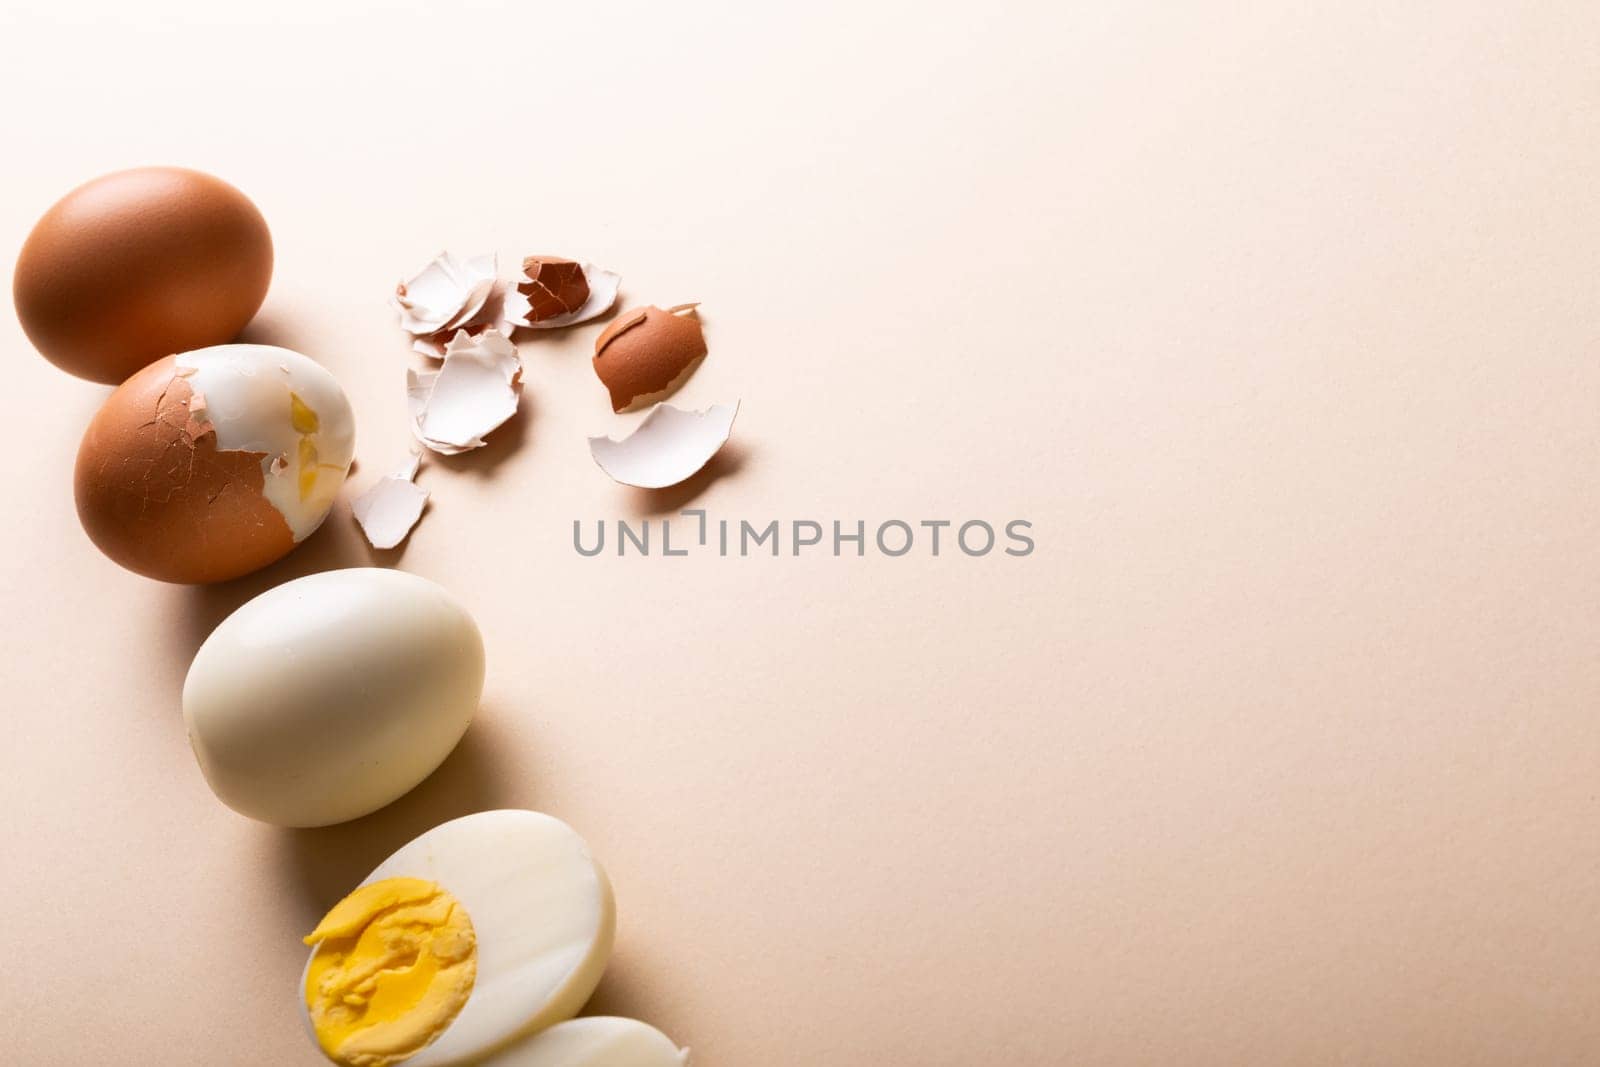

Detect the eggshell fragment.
xmin=516 ymin=258 xmax=621 ymax=329
xmin=394 ymin=251 xmax=496 ymax=335
xmin=592 ymin=303 xmax=706 ymax=411
xmin=351 ymin=455 xmax=428 ymax=549
xmin=407 ymin=329 xmax=524 ymax=454
xmin=518 ymin=256 xmax=588 ymax=319
xmin=394 ymin=252 xmax=529 ymax=358
xmin=589 ymin=401 xmax=739 ymax=489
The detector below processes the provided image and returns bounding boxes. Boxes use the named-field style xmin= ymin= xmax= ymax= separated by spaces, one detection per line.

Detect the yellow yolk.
xmin=303 ymin=878 xmax=477 ymax=1067
xmin=298 ymin=436 xmax=321 ymax=500
xmin=289 ymin=392 xmax=321 ymax=434
xmin=286 ymin=391 xmax=343 ymax=503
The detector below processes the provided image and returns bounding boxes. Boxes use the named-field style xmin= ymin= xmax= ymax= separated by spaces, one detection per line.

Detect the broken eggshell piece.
xmin=395 ymin=251 xmax=530 ymax=358
xmin=518 ymin=256 xmax=588 ymax=320
xmin=351 ymin=455 xmax=428 ymax=550
xmin=516 ymin=258 xmax=621 ymax=330
xmin=592 ymin=303 xmax=706 ymax=412
xmin=394 ymin=251 xmax=497 ymax=335
xmin=589 ymin=401 xmax=739 ymax=489
xmin=407 ymin=329 xmax=524 ymax=455
xmin=73 ymin=344 xmax=355 ymax=584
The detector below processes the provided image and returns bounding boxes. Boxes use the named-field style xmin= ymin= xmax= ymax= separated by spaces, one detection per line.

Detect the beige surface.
xmin=2 ymin=2 xmax=1598 ymax=1064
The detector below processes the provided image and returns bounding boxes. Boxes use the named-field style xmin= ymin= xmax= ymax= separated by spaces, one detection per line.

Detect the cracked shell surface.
xmin=518 ymin=256 xmax=590 ymax=321
xmin=73 ymin=348 xmax=354 ymax=584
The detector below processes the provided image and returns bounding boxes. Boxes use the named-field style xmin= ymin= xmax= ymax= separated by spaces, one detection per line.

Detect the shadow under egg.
xmin=267 ymin=710 xmax=534 ymax=921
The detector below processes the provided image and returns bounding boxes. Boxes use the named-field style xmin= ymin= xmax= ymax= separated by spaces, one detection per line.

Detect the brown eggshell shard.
xmin=74 ymin=355 xmax=295 ymax=583
xmin=14 ymin=167 xmax=273 ymax=384
xmin=518 ymin=255 xmax=591 ymax=322
xmin=592 ymin=303 xmax=707 ymax=412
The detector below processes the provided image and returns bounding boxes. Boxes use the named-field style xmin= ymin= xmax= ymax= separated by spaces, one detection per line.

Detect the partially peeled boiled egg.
xmin=74 ymin=344 xmax=355 ymax=583
xmin=302 ymin=810 xmax=615 ymax=1067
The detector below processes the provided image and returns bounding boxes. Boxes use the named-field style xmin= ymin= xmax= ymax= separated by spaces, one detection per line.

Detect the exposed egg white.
xmin=476 ymin=1017 xmax=688 ymax=1067
xmin=176 ymin=344 xmax=355 ymax=541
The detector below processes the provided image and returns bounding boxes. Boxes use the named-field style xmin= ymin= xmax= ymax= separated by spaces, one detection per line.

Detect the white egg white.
xmin=176 ymin=344 xmax=355 ymax=541
xmin=474 ymin=1017 xmax=688 ymax=1067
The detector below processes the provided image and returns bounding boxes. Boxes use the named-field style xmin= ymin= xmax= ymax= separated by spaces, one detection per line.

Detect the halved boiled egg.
xmin=301 ymin=810 xmax=615 ymax=1067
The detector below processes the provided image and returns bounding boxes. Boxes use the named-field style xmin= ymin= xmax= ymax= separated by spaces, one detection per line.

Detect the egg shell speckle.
xmin=592 ymin=304 xmax=707 ymax=412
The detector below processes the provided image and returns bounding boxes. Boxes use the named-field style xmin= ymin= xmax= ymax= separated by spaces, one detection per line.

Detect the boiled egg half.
xmin=302 ymin=810 xmax=615 ymax=1066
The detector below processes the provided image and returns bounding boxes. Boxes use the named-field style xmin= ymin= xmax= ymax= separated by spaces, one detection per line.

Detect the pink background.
xmin=3 ymin=2 xmax=1598 ymax=1064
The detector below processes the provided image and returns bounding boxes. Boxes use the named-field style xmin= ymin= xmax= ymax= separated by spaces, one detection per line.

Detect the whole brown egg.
xmin=13 ymin=167 xmax=273 ymax=384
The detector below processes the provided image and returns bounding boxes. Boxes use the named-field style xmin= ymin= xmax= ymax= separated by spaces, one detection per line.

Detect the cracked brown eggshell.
xmin=592 ymin=303 xmax=706 ymax=412
xmin=74 ymin=346 xmax=356 ymax=584
xmin=74 ymin=356 xmax=291 ymax=583
xmin=519 ymin=255 xmax=590 ymax=322
xmin=13 ymin=167 xmax=273 ymax=384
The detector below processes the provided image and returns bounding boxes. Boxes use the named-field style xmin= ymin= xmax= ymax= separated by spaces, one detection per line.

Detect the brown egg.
xmin=74 ymin=345 xmax=356 ymax=584
xmin=13 ymin=167 xmax=273 ymax=384
xmin=592 ymin=303 xmax=707 ymax=412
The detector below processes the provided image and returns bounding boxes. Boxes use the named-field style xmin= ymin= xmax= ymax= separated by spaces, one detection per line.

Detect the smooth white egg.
xmin=183 ymin=568 xmax=484 ymax=827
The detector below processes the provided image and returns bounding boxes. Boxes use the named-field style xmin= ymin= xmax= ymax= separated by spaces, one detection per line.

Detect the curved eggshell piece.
xmin=518 ymin=255 xmax=591 ymax=322
xmin=592 ymin=303 xmax=707 ymax=412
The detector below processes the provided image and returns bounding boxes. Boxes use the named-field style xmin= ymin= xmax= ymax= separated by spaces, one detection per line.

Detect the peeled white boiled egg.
xmin=183 ymin=568 xmax=484 ymax=827
xmin=300 ymin=810 xmax=616 ymax=1067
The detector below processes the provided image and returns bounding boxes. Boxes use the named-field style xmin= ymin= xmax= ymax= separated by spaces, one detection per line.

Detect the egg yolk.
xmin=285 ymin=391 xmax=345 ymax=504
xmin=289 ymin=391 xmax=321 ymax=435
xmin=303 ymin=878 xmax=477 ymax=1067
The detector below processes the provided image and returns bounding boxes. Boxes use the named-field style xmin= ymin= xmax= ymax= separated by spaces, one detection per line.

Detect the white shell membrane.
xmin=589 ymin=402 xmax=738 ymax=489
